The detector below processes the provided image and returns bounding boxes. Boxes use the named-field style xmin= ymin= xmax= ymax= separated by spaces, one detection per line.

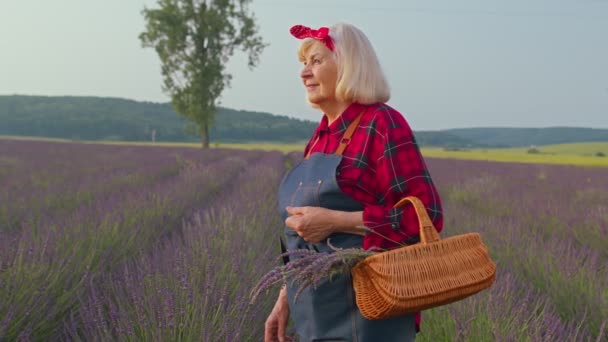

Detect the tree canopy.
xmin=139 ymin=0 xmax=267 ymax=148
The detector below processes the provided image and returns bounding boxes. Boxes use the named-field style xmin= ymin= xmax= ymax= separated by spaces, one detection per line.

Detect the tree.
xmin=139 ymin=0 xmax=267 ymax=148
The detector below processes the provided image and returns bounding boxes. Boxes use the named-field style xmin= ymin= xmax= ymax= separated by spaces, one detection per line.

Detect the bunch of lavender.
xmin=250 ymin=235 xmax=395 ymax=304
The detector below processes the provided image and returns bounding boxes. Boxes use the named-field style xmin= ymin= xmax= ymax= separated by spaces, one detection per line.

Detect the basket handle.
xmin=393 ymin=196 xmax=441 ymax=244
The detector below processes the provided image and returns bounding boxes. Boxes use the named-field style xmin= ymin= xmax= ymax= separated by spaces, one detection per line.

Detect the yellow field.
xmin=494 ymin=142 xmax=608 ymax=156
xmin=2 ymin=135 xmax=607 ymax=167
xmin=193 ymin=141 xmax=608 ymax=167
xmin=420 ymin=145 xmax=608 ymax=167
xmin=93 ymin=140 xmax=306 ymax=153
xmin=0 ymin=135 xmax=74 ymax=143
xmin=207 ymin=142 xmax=306 ymax=153
xmin=0 ymin=135 xmax=307 ymax=153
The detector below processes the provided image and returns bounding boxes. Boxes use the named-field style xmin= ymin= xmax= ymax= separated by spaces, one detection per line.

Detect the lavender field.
xmin=0 ymin=139 xmax=606 ymax=341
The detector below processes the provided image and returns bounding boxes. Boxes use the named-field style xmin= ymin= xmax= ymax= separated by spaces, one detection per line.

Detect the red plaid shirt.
xmin=304 ymin=102 xmax=444 ymax=251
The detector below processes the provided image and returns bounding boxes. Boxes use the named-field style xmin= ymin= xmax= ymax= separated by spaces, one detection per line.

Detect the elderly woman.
xmin=265 ymin=23 xmax=444 ymax=342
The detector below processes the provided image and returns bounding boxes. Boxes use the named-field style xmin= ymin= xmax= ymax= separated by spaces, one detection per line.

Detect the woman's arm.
xmin=359 ymin=110 xmax=443 ymax=250
xmin=265 ymin=284 xmax=292 ymax=342
xmin=327 ymin=210 xmax=366 ymax=236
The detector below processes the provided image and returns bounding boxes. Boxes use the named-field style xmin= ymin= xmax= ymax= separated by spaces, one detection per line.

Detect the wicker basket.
xmin=351 ymin=196 xmax=496 ymax=320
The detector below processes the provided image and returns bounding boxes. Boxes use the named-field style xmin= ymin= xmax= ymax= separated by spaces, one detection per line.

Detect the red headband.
xmin=289 ymin=25 xmax=335 ymax=51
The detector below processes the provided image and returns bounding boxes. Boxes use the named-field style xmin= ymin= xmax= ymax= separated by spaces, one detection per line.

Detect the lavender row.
xmin=427 ymin=158 xmax=607 ymax=260
xmin=0 ymin=140 xmax=233 ymax=233
xmin=423 ymin=158 xmax=607 ymax=339
xmin=1 ymin=140 xmax=605 ymax=340
xmin=0 ymin=148 xmax=263 ymax=340
xmin=417 ymin=271 xmax=597 ymax=341
xmin=62 ymin=151 xmax=286 ymax=340
xmin=0 ymin=146 xmax=254 ymax=266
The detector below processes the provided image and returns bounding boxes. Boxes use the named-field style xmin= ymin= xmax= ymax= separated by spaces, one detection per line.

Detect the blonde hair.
xmin=297 ymin=23 xmax=390 ymax=104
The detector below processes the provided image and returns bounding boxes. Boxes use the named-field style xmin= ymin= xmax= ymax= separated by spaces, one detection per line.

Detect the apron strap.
xmin=304 ymin=135 xmax=321 ymax=160
xmin=304 ymin=108 xmax=367 ymax=159
xmin=335 ymin=109 xmax=365 ymax=156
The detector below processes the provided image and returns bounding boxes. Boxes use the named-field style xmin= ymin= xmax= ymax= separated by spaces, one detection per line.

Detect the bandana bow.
xmin=290 ymin=25 xmax=335 ymax=51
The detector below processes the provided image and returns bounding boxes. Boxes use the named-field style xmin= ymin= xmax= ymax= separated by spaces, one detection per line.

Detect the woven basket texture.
xmin=351 ymin=196 xmax=496 ymax=320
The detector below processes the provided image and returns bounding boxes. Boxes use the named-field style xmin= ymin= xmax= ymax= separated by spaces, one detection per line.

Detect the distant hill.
xmin=0 ymin=95 xmax=317 ymax=143
xmin=444 ymin=127 xmax=608 ymax=148
xmin=1 ymin=95 xmax=607 ymax=147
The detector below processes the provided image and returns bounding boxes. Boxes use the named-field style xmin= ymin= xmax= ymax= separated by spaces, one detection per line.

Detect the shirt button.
xmin=391 ymin=223 xmax=398 ymax=230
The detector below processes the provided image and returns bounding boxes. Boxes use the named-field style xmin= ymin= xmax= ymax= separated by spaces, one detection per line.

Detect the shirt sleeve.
xmin=361 ymin=111 xmax=444 ymax=250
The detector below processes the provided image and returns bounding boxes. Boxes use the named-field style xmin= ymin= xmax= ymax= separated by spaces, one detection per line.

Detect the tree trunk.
xmin=200 ymin=122 xmax=210 ymax=149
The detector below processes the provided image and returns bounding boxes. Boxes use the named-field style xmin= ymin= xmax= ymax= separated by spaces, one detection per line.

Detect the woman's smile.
xmin=305 ymin=83 xmax=319 ymax=91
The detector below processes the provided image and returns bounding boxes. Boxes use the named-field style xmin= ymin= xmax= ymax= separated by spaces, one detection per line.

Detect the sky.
xmin=0 ymin=0 xmax=607 ymax=130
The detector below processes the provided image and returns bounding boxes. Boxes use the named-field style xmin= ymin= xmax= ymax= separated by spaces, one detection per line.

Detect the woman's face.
xmin=300 ymin=42 xmax=338 ymax=106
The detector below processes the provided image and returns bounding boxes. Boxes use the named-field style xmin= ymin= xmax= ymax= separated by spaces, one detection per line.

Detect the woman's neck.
xmin=320 ymin=100 xmax=351 ymax=125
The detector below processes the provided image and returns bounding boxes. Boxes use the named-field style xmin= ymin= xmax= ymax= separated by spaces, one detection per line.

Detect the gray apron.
xmin=277 ymin=111 xmax=416 ymax=342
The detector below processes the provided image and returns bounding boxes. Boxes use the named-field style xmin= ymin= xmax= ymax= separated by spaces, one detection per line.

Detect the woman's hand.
xmin=265 ymin=286 xmax=292 ymax=342
xmin=285 ymin=206 xmax=366 ymax=243
xmin=284 ymin=206 xmax=337 ymax=243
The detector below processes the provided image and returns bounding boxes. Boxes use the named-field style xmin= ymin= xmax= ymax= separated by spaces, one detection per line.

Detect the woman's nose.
xmin=300 ymin=65 xmax=312 ymax=79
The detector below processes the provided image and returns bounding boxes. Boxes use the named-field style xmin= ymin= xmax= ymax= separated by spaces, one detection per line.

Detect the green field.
xmin=421 ymin=142 xmax=608 ymax=167
xmin=2 ymin=135 xmax=608 ymax=167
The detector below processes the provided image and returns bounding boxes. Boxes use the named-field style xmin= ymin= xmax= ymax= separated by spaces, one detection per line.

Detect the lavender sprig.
xmin=250 ymin=247 xmax=376 ymax=304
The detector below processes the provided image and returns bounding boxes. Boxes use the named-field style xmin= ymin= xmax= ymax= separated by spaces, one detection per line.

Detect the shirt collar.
xmin=318 ymin=102 xmax=368 ymax=135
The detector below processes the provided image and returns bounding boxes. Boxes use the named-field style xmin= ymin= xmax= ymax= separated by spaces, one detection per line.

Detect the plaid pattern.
xmin=304 ymin=102 xmax=444 ymax=251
